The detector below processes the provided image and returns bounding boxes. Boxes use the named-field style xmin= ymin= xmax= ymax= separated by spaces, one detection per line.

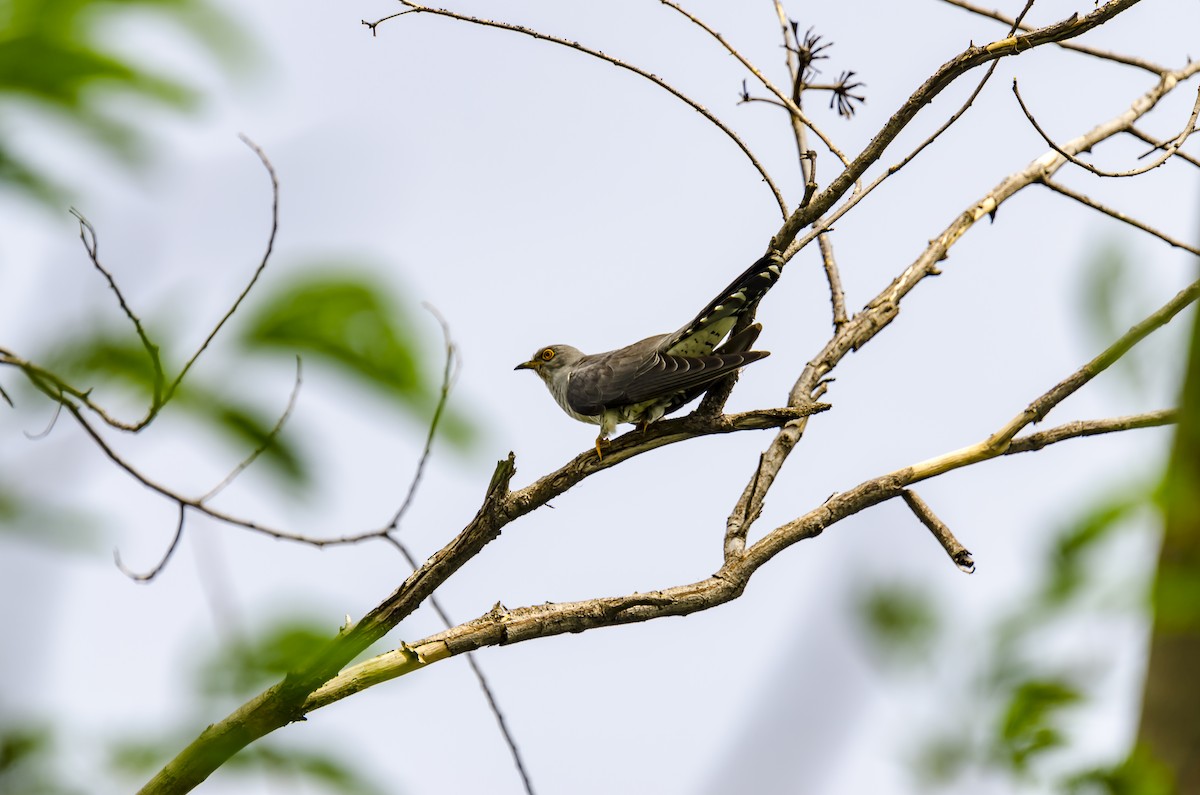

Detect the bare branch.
xmin=901 ymin=490 xmax=975 ymax=573
xmin=382 ymin=539 xmax=535 ymax=795
xmin=817 ymin=232 xmax=848 ymax=329
xmin=941 ymin=0 xmax=1168 ymax=75
xmin=1039 ymin=178 xmax=1200 ymax=256
xmin=368 ymin=2 xmax=788 ymax=218
xmin=167 ymin=134 xmax=280 ymax=403
xmin=1128 ymin=126 xmax=1200 ymax=169
xmin=908 ymin=279 xmax=1200 ymax=483
xmin=304 ymin=399 xmax=1174 ymax=713
xmin=388 ymin=305 xmax=458 ymax=529
xmin=115 ymin=503 xmax=186 ymax=582
xmin=771 ymin=0 xmax=1149 ymax=253
xmin=1012 ymin=78 xmax=1200 ymax=178
xmin=735 ymin=56 xmax=1200 ymax=549
xmin=201 ymin=358 xmax=303 ymax=503
xmin=1006 ymin=409 xmax=1177 ymax=454
xmin=69 ymin=208 xmax=166 ymax=408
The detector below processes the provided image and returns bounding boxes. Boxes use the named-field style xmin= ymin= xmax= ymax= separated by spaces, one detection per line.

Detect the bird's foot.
xmin=594 ymin=436 xmax=611 ymax=460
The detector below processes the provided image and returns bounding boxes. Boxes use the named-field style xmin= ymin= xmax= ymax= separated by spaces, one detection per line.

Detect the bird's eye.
xmin=540 ymin=348 xmax=555 ymax=362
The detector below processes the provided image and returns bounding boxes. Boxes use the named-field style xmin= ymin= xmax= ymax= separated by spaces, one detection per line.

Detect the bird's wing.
xmin=563 ymin=336 xmax=668 ymax=416
xmin=619 ymin=350 xmax=769 ymax=407
xmin=663 ymin=253 xmax=784 ymax=356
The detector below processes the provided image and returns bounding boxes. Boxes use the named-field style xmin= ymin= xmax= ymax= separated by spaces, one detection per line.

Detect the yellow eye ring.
xmin=540 ymin=348 xmax=555 ymax=362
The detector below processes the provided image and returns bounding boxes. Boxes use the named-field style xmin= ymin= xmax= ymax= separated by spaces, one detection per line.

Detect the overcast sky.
xmin=2 ymin=2 xmax=1198 ymax=793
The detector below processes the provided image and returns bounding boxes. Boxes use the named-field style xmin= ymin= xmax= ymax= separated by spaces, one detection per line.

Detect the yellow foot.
xmin=594 ymin=437 xmax=611 ymax=460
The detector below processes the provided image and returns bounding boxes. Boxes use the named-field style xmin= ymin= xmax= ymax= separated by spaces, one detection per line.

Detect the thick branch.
xmin=729 ymin=58 xmax=1200 ymax=552
xmin=769 ymin=0 xmax=1146 ymax=254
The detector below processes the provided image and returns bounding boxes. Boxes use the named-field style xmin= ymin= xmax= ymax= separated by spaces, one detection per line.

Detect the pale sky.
xmin=2 ymin=2 xmax=1198 ymax=793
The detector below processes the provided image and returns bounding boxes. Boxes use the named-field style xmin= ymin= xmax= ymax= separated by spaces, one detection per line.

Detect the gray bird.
xmin=516 ymin=253 xmax=784 ymax=457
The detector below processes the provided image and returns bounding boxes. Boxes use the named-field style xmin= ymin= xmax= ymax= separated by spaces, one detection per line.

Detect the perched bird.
xmin=515 ymin=252 xmax=784 ymax=457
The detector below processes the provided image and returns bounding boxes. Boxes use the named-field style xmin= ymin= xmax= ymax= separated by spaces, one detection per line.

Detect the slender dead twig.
xmin=201 ymin=358 xmax=304 ymax=503
xmin=940 ymin=0 xmax=1168 ymax=76
xmin=70 ymin=208 xmax=166 ymax=409
xmin=1006 ymin=409 xmax=1177 ymax=454
xmin=1039 ymin=178 xmax=1200 ymax=256
xmin=663 ymin=0 xmax=852 ymax=171
xmin=1128 ymin=126 xmax=1200 ymax=168
xmin=388 ymin=305 xmax=458 ymax=529
xmin=817 ymin=232 xmax=848 ymax=329
xmin=366 ymin=3 xmax=788 ymax=218
xmin=900 ymin=490 xmax=975 ymax=573
xmin=115 ymin=503 xmax=186 ymax=582
xmin=1012 ymin=78 xmax=1200 ymax=179
xmin=907 ymin=279 xmax=1200 ymax=483
xmin=730 ymin=55 xmax=1200 ymax=553
xmin=384 ymin=537 xmax=536 ymax=795
xmin=770 ymin=0 xmax=1149 ymax=253
xmin=167 ymin=134 xmax=280 ymax=403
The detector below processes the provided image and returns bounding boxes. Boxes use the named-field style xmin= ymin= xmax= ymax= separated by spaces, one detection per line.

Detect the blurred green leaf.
xmin=241 ymin=271 xmax=423 ymax=399
xmin=197 ymin=618 xmax=331 ymax=698
xmin=47 ymin=329 xmax=161 ymax=400
xmin=41 ymin=326 xmax=308 ymax=484
xmin=112 ymin=738 xmax=389 ymax=795
xmin=998 ymin=678 xmax=1083 ymax=771
xmin=174 ymin=385 xmax=309 ymax=486
xmin=0 ymin=722 xmax=84 ymax=795
xmin=0 ymin=0 xmax=254 ymax=203
xmin=0 ymin=486 xmax=100 ymax=549
xmin=1045 ymin=489 xmax=1148 ymax=606
xmin=228 ymin=744 xmax=392 ymax=795
xmin=240 ymin=266 xmax=477 ymax=449
xmin=857 ymin=581 xmax=939 ymax=665
xmin=1077 ymin=239 xmax=1150 ymax=394
xmin=1065 ymin=745 xmax=1178 ymax=795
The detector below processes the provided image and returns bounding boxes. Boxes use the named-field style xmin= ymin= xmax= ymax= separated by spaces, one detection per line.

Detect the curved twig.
xmin=1039 ymin=179 xmax=1200 ymax=256
xmin=1012 ymin=78 xmax=1200 ymax=178
xmin=388 ymin=304 xmax=458 ymax=529
xmin=115 ymin=503 xmax=187 ymax=582
xmin=70 ymin=208 xmax=166 ymax=408
xmin=201 ymin=357 xmax=304 ymax=503
xmin=366 ymin=2 xmax=789 ymax=218
xmin=167 ymin=134 xmax=280 ymax=402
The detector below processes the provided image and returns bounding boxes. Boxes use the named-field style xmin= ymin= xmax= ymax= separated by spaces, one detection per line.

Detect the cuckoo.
xmin=516 ymin=252 xmax=784 ymax=457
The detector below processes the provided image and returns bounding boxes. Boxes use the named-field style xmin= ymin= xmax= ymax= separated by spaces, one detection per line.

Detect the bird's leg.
xmin=594 ymin=435 xmax=611 ymax=460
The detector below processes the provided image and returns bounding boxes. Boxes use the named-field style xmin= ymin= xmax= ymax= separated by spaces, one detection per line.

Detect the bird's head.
xmin=514 ymin=345 xmax=584 ymax=383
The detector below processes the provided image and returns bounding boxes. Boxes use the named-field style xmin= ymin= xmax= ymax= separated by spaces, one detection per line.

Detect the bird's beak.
xmin=514 ymin=359 xmax=539 ymax=371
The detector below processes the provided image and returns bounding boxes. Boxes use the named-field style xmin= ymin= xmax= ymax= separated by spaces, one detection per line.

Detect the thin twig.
xmin=817 ymin=232 xmax=848 ymax=328
xmin=69 ymin=208 xmax=166 ymax=407
xmin=115 ymin=503 xmax=186 ymax=582
xmin=384 ymin=537 xmax=536 ymax=794
xmin=388 ymin=305 xmax=457 ymax=529
xmin=1039 ymin=179 xmax=1200 ymax=256
xmin=1012 ymin=79 xmax=1200 ymax=179
xmin=737 ymin=55 xmax=1200 ymax=547
xmin=770 ymin=0 xmax=1149 ymax=253
xmin=368 ymin=2 xmax=788 ymax=218
xmin=662 ymin=0 xmax=851 ymax=171
xmin=201 ymin=358 xmax=304 ymax=503
xmin=900 ymin=490 xmax=974 ymax=573
xmin=1127 ymin=126 xmax=1200 ymax=169
xmin=940 ymin=0 xmax=1168 ymax=76
xmin=1005 ymin=409 xmax=1177 ymax=454
xmin=167 ymin=134 xmax=280 ymax=403
xmin=908 ymin=279 xmax=1200 ymax=483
